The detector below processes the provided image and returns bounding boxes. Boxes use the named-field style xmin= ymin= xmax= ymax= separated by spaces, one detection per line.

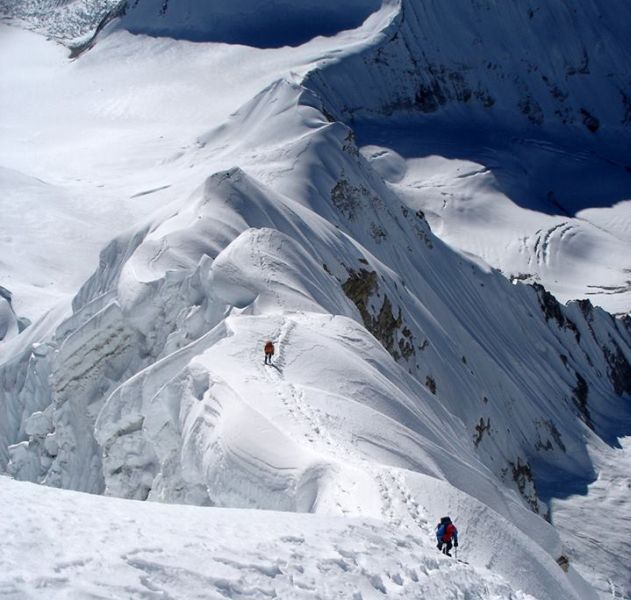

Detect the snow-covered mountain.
xmin=1 ymin=1 xmax=630 ymax=598
xmin=303 ymin=0 xmax=631 ymax=314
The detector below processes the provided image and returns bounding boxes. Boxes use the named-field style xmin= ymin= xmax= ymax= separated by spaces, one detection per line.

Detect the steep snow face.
xmin=307 ymin=0 xmax=631 ymax=137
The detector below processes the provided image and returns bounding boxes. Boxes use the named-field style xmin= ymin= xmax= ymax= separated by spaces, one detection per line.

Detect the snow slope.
xmin=356 ymin=118 xmax=631 ymax=315
xmin=549 ymin=436 xmax=631 ymax=599
xmin=1 ymin=1 xmax=631 ymax=598
xmin=0 ymin=476 xmax=553 ymax=600
xmin=0 ymin=7 xmax=392 ymax=322
xmin=306 ymin=0 xmax=631 ymax=136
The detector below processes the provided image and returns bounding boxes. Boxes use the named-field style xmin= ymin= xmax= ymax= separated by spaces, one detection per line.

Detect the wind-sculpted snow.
xmin=1 ymin=78 xmax=628 ymax=596
xmin=1 ymin=2 xmax=631 ymax=598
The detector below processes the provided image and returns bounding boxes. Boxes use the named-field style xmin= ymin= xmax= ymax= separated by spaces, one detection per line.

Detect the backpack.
xmin=442 ymin=523 xmax=456 ymax=542
xmin=437 ymin=516 xmax=454 ymax=542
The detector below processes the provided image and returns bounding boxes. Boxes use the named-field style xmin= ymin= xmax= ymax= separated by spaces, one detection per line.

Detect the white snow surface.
xmin=0 ymin=8 xmax=390 ymax=322
xmin=1 ymin=1 xmax=631 ymax=599
xmin=550 ymin=436 xmax=631 ymax=600
xmin=1 ymin=476 xmax=546 ymax=600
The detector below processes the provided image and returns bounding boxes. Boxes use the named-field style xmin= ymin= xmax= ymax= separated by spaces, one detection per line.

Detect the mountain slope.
xmin=1 ymin=1 xmax=630 ymax=598
xmin=305 ymin=0 xmax=631 ymax=136
xmin=1 ymin=74 xmax=628 ymax=596
xmin=304 ymin=0 xmax=631 ymax=314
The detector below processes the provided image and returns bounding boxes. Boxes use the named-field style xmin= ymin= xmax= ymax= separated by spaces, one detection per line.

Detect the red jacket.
xmin=441 ymin=523 xmax=457 ymax=542
xmin=264 ymin=342 xmax=274 ymax=354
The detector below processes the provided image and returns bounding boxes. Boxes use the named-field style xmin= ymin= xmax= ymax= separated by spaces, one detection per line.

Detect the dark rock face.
xmin=532 ymin=283 xmax=580 ymax=342
xmin=604 ymin=341 xmax=631 ymax=397
xmin=572 ymin=372 xmax=593 ymax=429
xmin=341 ymin=269 xmax=379 ymax=317
xmin=556 ymin=555 xmax=570 ymax=572
xmin=474 ymin=417 xmax=491 ymax=447
xmin=509 ymin=457 xmax=539 ymax=513
xmin=331 ymin=177 xmax=364 ymax=221
xmin=342 ymin=268 xmax=415 ymax=362
xmin=580 ymin=108 xmax=600 ymax=133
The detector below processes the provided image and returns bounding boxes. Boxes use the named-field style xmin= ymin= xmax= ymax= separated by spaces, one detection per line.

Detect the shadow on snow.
xmin=355 ymin=118 xmax=631 ymax=217
xmin=115 ymin=0 xmax=382 ymax=48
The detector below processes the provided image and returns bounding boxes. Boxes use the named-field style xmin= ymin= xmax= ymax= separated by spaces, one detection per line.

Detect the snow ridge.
xmin=305 ymin=0 xmax=631 ymax=137
xmin=1 ymin=1 xmax=631 ymax=598
xmin=1 ymin=80 xmax=628 ymax=596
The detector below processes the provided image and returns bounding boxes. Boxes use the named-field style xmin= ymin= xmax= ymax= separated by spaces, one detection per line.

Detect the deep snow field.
xmin=1 ymin=1 xmax=631 ymax=599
